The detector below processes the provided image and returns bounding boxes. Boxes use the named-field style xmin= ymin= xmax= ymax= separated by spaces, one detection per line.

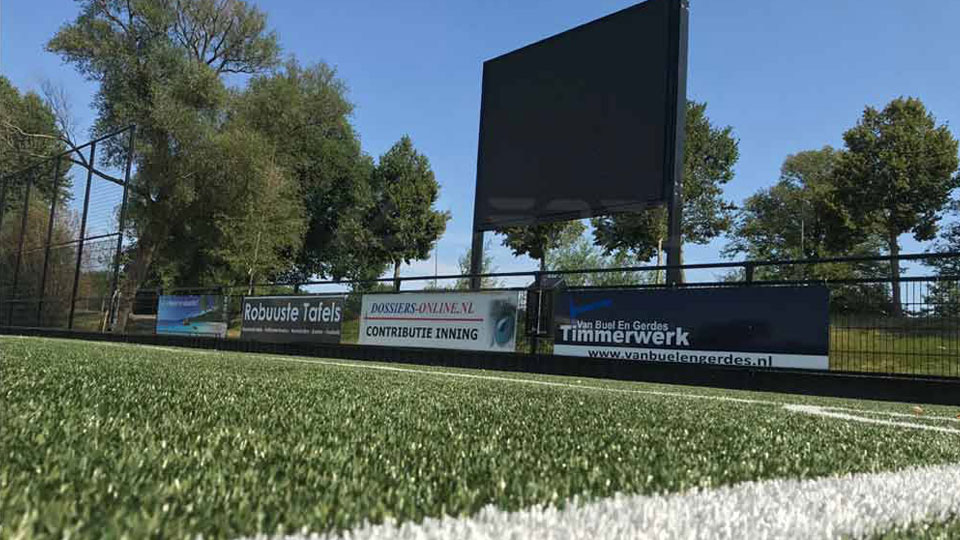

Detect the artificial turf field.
xmin=2 ymin=336 xmax=959 ymax=539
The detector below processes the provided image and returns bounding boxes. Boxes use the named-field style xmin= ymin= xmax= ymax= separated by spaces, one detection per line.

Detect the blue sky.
xmin=3 ymin=0 xmax=959 ymax=281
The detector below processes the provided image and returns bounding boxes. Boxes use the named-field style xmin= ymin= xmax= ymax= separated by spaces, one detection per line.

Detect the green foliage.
xmin=928 ymin=210 xmax=960 ymax=277
xmin=545 ymin=234 xmax=649 ymax=287
xmin=926 ymin=215 xmax=960 ymax=317
xmin=834 ymin=97 xmax=960 ymax=246
xmin=0 ymin=196 xmax=80 ymax=325
xmin=922 ymin=280 xmax=960 ymax=318
xmin=456 ymin=239 xmax=501 ymax=289
xmin=833 ymin=97 xmax=959 ymax=314
xmin=46 ymin=0 xmax=302 ymax=320
xmin=3 ymin=337 xmax=960 ymax=538
xmin=0 ymin=76 xmax=69 ymax=205
xmin=727 ymin=148 xmax=850 ymax=261
xmin=725 ymin=147 xmax=891 ymax=314
xmin=155 ymin=128 xmax=306 ymax=286
xmin=232 ymin=61 xmax=378 ymax=282
xmin=496 ymin=221 xmax=585 ymax=271
xmin=592 ymin=101 xmax=739 ymax=261
xmin=364 ymin=136 xmax=449 ymax=281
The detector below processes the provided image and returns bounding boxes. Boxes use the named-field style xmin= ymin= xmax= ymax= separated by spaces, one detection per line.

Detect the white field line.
xmin=243 ymin=463 xmax=960 ymax=540
xmin=784 ymin=405 xmax=960 ymax=434
xmin=4 ymin=336 xmax=959 ymax=429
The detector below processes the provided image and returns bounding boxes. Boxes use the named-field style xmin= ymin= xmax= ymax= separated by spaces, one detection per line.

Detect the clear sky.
xmin=3 ymin=0 xmax=959 ymax=281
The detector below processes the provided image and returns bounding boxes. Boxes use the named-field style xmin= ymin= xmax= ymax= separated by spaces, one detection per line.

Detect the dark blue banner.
xmin=554 ymin=287 xmax=829 ymax=370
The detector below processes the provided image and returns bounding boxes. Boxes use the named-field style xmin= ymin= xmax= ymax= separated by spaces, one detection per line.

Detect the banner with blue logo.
xmin=156 ymin=295 xmax=228 ymax=338
xmin=359 ymin=292 xmax=518 ymax=352
xmin=553 ymin=287 xmax=829 ymax=370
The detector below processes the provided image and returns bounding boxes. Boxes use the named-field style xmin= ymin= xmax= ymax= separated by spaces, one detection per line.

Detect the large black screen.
xmin=474 ymin=0 xmax=685 ymax=230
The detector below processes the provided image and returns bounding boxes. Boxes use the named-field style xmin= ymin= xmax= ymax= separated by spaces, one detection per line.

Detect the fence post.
xmin=744 ymin=262 xmax=755 ymax=284
xmin=108 ymin=127 xmax=136 ymax=331
xmin=530 ymin=271 xmax=543 ymax=355
xmin=37 ymin=158 xmax=62 ymax=326
xmin=69 ymin=142 xmax=97 ymax=330
xmin=9 ymin=174 xmax=32 ymax=325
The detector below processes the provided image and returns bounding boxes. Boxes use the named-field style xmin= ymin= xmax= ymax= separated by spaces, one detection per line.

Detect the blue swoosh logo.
xmin=569 ymin=298 xmax=613 ymax=319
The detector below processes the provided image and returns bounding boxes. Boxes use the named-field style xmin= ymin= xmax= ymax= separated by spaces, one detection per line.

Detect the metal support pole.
xmin=69 ymin=142 xmax=97 ymax=329
xmin=744 ymin=263 xmax=755 ymax=284
xmin=8 ymin=176 xmax=32 ymax=325
xmin=529 ymin=271 xmax=543 ymax=355
xmin=37 ymin=158 xmax=62 ymax=325
xmin=663 ymin=0 xmax=689 ymax=286
xmin=108 ymin=127 xmax=136 ymax=330
xmin=469 ymin=230 xmax=484 ymax=290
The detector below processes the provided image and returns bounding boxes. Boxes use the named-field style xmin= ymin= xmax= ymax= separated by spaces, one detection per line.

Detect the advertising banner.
xmin=554 ymin=287 xmax=829 ymax=370
xmin=156 ymin=295 xmax=227 ymax=338
xmin=359 ymin=292 xmax=519 ymax=352
xmin=241 ymin=295 xmax=344 ymax=344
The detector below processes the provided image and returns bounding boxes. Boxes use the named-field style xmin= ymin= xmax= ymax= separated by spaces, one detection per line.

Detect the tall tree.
xmin=725 ymin=147 xmax=890 ymax=313
xmin=365 ymin=136 xmax=449 ymax=289
xmin=231 ymin=61 xmax=378 ymax=282
xmin=925 ymin=207 xmax=960 ymax=317
xmin=592 ymin=101 xmax=739 ymax=263
xmin=0 ymin=76 xmax=69 ymax=205
xmin=928 ymin=207 xmax=960 ymax=277
xmin=47 ymin=0 xmax=296 ymax=329
xmin=455 ymin=239 xmax=500 ymax=290
xmin=834 ymin=97 xmax=960 ymax=315
xmin=0 ymin=196 xmax=81 ymax=324
xmin=496 ymin=220 xmax=585 ymax=273
xmin=725 ymin=147 xmax=874 ymax=265
xmin=545 ymin=233 xmax=645 ymax=287
xmin=153 ymin=128 xmax=305 ymax=287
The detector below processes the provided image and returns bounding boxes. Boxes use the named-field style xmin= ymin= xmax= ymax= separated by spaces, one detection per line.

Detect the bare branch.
xmin=0 ymin=118 xmax=61 ymax=144
xmin=94 ymin=0 xmax=129 ymax=33
xmin=38 ymin=80 xmax=91 ymax=168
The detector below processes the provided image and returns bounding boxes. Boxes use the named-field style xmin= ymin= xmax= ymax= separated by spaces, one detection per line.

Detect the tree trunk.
xmin=393 ymin=260 xmax=402 ymax=292
xmin=888 ymin=230 xmax=902 ymax=317
xmin=539 ymin=254 xmax=546 ymax=273
xmin=113 ymin=238 xmax=157 ymax=333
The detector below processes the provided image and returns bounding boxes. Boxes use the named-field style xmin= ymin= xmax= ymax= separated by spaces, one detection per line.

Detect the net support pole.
xmin=37 ymin=158 xmax=62 ymax=325
xmin=9 ymin=177 xmax=32 ymax=325
xmin=469 ymin=230 xmax=484 ymax=290
xmin=108 ymin=126 xmax=136 ymax=330
xmin=69 ymin=142 xmax=97 ymax=329
xmin=663 ymin=0 xmax=689 ymax=286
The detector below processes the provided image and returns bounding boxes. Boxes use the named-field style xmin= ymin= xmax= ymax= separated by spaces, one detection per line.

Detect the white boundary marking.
xmin=784 ymin=404 xmax=960 ymax=434
xmin=243 ymin=463 xmax=960 ymax=540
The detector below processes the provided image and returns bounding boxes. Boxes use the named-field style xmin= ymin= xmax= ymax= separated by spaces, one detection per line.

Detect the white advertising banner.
xmin=359 ymin=291 xmax=519 ymax=352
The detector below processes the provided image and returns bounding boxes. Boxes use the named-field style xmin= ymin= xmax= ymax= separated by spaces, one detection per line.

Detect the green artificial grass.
xmin=1 ymin=336 xmax=959 ymax=539
xmin=876 ymin=518 xmax=960 ymax=539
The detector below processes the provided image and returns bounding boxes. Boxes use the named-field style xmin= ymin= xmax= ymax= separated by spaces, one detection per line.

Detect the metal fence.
xmin=1 ymin=129 xmax=958 ymax=378
xmin=92 ymin=252 xmax=960 ymax=378
xmin=0 ymin=127 xmax=135 ymax=331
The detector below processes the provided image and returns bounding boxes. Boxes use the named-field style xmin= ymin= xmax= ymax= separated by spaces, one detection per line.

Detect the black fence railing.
xmin=0 ymin=126 xmax=135 ymax=331
xmin=2 ymin=132 xmax=958 ymax=379
xmin=3 ymin=252 xmax=952 ymax=379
